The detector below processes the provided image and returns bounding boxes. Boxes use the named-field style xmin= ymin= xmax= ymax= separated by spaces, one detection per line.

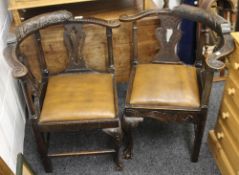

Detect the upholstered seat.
xmin=39 ymin=73 xmax=116 ymax=123
xmin=129 ymin=64 xmax=200 ymax=108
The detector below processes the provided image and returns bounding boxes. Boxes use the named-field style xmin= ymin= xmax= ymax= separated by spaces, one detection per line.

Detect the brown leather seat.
xmin=39 ymin=73 xmax=116 ymax=123
xmin=130 ymin=64 xmax=200 ymax=108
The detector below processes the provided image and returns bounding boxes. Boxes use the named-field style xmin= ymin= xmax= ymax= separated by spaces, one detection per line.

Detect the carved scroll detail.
xmin=153 ymin=15 xmax=182 ymax=63
xmin=4 ymin=44 xmax=28 ymax=78
xmin=64 ymin=24 xmax=88 ymax=71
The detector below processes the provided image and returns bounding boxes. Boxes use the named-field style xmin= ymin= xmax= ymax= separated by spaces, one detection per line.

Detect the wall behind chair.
xmin=0 ymin=0 xmax=26 ymax=172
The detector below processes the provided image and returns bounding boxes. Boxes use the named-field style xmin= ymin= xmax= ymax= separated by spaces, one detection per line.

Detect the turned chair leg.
xmin=191 ymin=111 xmax=207 ymax=162
xmin=31 ymin=120 xmax=52 ymax=173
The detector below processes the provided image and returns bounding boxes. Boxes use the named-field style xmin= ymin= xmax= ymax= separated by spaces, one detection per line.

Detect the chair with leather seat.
xmin=119 ymin=4 xmax=234 ymax=161
xmin=5 ymin=11 xmax=122 ymax=172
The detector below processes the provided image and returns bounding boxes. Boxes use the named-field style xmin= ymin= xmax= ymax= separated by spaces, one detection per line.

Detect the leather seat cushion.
xmin=129 ymin=64 xmax=200 ymax=108
xmin=39 ymin=73 xmax=116 ymax=123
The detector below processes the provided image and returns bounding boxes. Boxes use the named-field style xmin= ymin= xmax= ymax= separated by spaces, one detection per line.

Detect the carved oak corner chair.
xmin=4 ymin=11 xmax=122 ymax=172
xmin=119 ymin=4 xmax=234 ymax=162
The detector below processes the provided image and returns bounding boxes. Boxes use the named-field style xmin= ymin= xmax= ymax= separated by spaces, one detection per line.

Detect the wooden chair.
xmin=119 ymin=4 xmax=234 ymax=162
xmin=5 ymin=11 xmax=122 ymax=172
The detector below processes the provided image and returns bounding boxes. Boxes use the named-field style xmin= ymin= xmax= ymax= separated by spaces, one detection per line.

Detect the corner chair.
xmin=4 ymin=11 xmax=122 ymax=172
xmin=119 ymin=4 xmax=234 ymax=162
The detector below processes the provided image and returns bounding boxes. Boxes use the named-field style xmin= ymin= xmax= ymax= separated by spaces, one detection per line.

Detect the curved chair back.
xmin=4 ymin=11 xmax=120 ymax=117
xmin=119 ymin=4 xmax=234 ymax=68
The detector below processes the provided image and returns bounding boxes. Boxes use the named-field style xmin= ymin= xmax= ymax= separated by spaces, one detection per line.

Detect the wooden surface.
xmin=215 ymin=119 xmax=239 ymax=172
xmin=8 ymin=0 xmax=160 ymax=25
xmin=208 ymin=32 xmax=239 ymax=175
xmin=8 ymin=0 xmax=151 ymax=10
xmin=8 ymin=0 xmax=148 ymax=25
xmin=208 ymin=131 xmax=235 ymax=175
xmin=143 ymin=0 xmax=160 ymax=9
xmin=0 ymin=157 xmax=14 ymax=175
xmin=8 ymin=0 xmax=95 ymax=10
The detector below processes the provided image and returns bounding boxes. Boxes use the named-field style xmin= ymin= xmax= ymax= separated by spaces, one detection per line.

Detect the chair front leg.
xmin=123 ymin=123 xmax=133 ymax=159
xmin=113 ymin=132 xmax=123 ymax=170
xmin=31 ymin=119 xmax=52 ymax=173
xmin=191 ymin=109 xmax=207 ymax=162
xmin=103 ymin=125 xmax=123 ymax=170
xmin=122 ymin=116 xmax=143 ymax=159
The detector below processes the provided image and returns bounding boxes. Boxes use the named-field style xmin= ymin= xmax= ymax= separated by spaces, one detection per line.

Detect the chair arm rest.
xmin=171 ymin=5 xmax=235 ymax=71
xmin=119 ymin=9 xmax=168 ymax=22
xmin=72 ymin=17 xmax=120 ymax=28
xmin=172 ymin=4 xmax=229 ymax=34
xmin=206 ymin=34 xmax=235 ymax=70
xmin=119 ymin=4 xmax=227 ymax=30
xmin=16 ymin=10 xmax=73 ymax=42
xmin=4 ymin=42 xmax=28 ymax=79
xmin=119 ymin=4 xmax=235 ymax=71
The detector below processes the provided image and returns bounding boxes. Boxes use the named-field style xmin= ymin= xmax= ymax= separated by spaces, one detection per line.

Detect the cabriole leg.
xmin=122 ymin=116 xmax=143 ymax=159
xmin=103 ymin=126 xmax=123 ymax=170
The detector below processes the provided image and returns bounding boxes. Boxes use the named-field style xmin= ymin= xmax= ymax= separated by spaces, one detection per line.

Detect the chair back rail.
xmin=4 ymin=10 xmax=120 ymax=117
